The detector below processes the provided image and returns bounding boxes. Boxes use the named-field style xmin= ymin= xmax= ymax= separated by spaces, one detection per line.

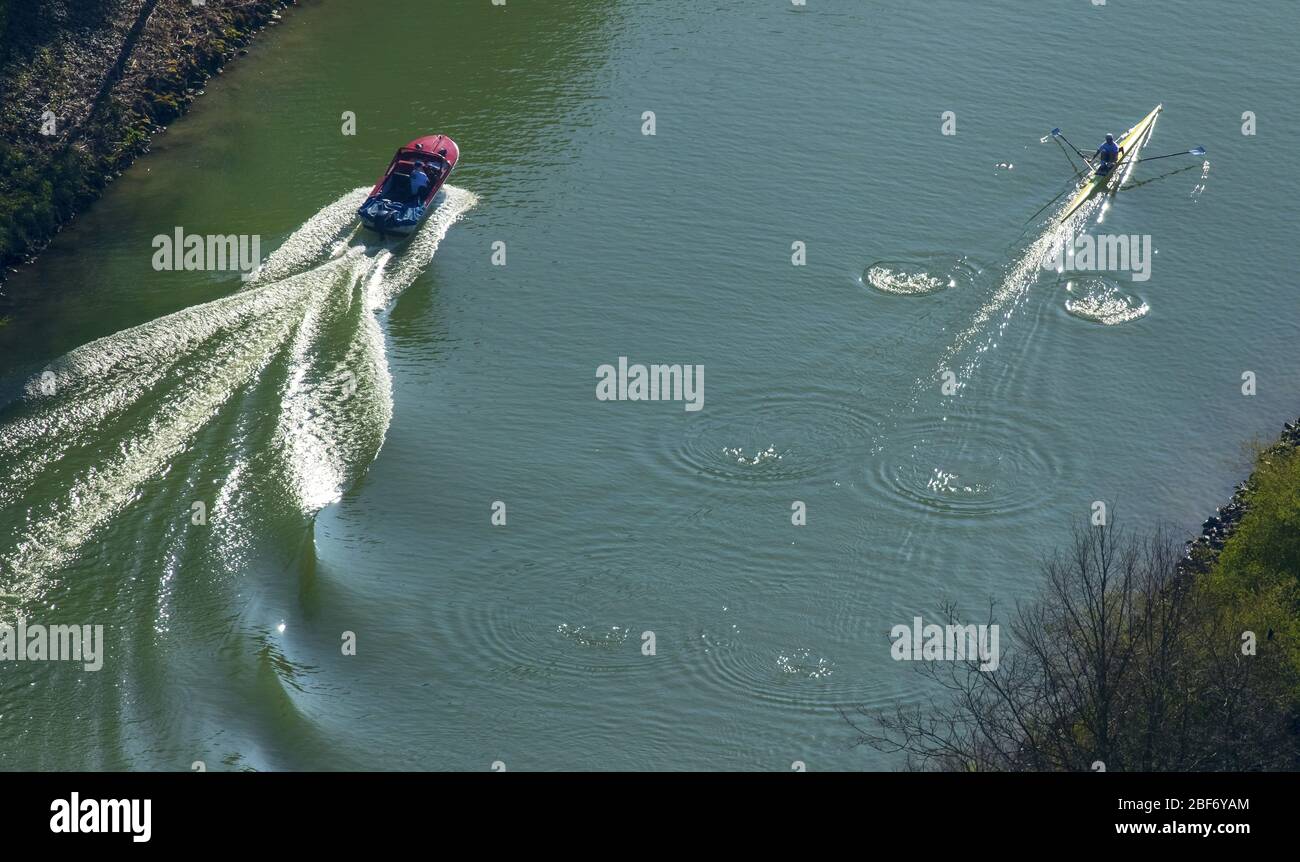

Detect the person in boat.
xmin=1093 ymin=133 xmax=1122 ymax=175
xmin=408 ymin=161 xmax=431 ymax=204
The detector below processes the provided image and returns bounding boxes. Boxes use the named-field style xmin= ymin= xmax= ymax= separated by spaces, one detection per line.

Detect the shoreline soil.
xmin=0 ymin=0 xmax=299 ymax=301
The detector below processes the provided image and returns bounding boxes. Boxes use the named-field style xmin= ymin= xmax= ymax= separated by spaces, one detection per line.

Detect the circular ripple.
xmin=689 ymin=616 xmax=907 ymax=713
xmin=1061 ymin=276 xmax=1149 ymax=325
xmin=862 ymin=405 xmax=1066 ymax=521
xmin=696 ymin=629 xmax=837 ymax=703
xmin=453 ymin=598 xmax=664 ymax=683
xmin=654 ymin=386 xmax=884 ymax=487
xmin=862 ymin=254 xmax=981 ymax=296
xmin=776 ymin=647 xmax=835 ymax=679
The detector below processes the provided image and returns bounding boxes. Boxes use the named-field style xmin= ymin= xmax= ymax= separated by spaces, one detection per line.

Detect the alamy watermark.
xmin=50 ymin=793 xmax=150 ymax=843
xmin=1043 ymin=230 xmax=1153 ymax=282
xmin=890 ymin=616 xmax=1000 ymax=671
xmin=596 ymin=357 xmax=703 ymax=412
xmin=0 ymin=619 xmax=105 ymax=671
xmin=152 ymin=227 xmax=261 ymax=280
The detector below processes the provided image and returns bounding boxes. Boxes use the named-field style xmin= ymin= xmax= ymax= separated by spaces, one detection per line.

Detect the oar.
xmin=1118 ymin=162 xmax=1200 ymax=191
xmin=1025 ymin=183 xmax=1076 ymax=225
xmin=1050 ymin=127 xmax=1095 ymax=171
xmin=1025 ymin=161 xmax=1094 ymax=223
xmin=1049 ymin=134 xmax=1082 ymax=174
xmin=1128 ymin=146 xmax=1206 ymax=165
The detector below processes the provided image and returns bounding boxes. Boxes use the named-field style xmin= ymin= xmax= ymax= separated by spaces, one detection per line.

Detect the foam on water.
xmin=862 ymin=255 xmax=979 ymax=296
xmin=866 ymin=265 xmax=952 ymax=296
xmin=1063 ymin=277 xmax=1149 ymax=325
xmin=0 ymin=186 xmax=477 ymax=601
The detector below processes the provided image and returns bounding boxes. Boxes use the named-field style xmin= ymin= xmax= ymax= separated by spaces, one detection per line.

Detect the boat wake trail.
xmin=0 ymin=186 xmax=476 ymax=603
xmin=856 ymin=210 xmax=1081 ymax=524
xmin=932 ymin=222 xmax=1066 ymax=388
xmin=904 ymin=107 xmax=1163 ymax=397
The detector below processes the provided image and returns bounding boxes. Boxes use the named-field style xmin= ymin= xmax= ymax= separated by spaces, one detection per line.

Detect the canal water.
xmin=1 ymin=0 xmax=1296 ymax=769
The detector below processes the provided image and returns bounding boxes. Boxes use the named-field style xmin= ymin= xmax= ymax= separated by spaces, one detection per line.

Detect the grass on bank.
xmin=1203 ymin=444 xmax=1300 ymax=682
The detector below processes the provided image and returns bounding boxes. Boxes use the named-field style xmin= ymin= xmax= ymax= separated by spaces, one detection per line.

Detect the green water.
xmin=1 ymin=0 xmax=1297 ymax=770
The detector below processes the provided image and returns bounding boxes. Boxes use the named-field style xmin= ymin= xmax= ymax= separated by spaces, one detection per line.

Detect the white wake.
xmin=0 ymin=186 xmax=477 ymax=598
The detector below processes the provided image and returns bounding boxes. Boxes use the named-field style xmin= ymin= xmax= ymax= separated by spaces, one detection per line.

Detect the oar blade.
xmin=1050 ymin=127 xmax=1061 ymax=137
xmin=1190 ymin=145 xmax=1206 ymax=156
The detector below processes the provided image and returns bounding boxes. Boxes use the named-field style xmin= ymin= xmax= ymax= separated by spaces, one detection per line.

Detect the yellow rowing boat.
xmin=1060 ymin=104 xmax=1162 ymax=221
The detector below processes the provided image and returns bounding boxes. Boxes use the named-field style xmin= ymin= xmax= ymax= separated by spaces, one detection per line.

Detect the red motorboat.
xmin=357 ymin=134 xmax=459 ymax=236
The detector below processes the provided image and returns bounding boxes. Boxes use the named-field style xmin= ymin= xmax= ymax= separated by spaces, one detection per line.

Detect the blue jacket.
xmin=409 ymin=168 xmax=430 ymax=197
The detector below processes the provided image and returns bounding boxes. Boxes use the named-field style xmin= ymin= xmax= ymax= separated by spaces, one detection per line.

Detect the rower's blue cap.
xmin=1105 ymin=133 xmax=1114 ymax=141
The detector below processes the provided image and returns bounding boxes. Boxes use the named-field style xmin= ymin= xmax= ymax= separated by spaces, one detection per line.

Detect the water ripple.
xmin=862 ymin=253 xmax=981 ymax=296
xmin=1062 ymin=276 xmax=1149 ymax=325
xmin=652 ymin=386 xmax=883 ymax=488
xmin=862 ymin=404 xmax=1066 ymax=521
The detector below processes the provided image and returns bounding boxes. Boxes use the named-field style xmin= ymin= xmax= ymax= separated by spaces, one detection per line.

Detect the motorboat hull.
xmin=357 ymin=134 xmax=459 ymax=236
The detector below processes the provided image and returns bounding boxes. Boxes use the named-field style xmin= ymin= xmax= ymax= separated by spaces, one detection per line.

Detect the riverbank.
xmin=1193 ymin=418 xmax=1300 ymax=680
xmin=0 ymin=0 xmax=298 ymax=297
xmin=1184 ymin=418 xmax=1300 ymax=572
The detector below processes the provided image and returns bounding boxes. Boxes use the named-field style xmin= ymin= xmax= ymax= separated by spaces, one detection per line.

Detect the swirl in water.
xmin=1063 ymin=277 xmax=1149 ymax=325
xmin=862 ymin=254 xmax=979 ymax=296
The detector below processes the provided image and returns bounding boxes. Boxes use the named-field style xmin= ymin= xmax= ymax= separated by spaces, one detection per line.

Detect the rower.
xmin=1093 ymin=133 xmax=1122 ymax=175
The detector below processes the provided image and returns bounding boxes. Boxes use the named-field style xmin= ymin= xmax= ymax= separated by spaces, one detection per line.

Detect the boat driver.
xmin=409 ymin=162 xmax=431 ymax=203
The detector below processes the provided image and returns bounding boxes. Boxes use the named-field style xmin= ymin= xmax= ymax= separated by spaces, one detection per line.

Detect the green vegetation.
xmin=1202 ymin=443 xmax=1300 ymax=682
xmin=1 ymin=142 xmax=95 ymax=271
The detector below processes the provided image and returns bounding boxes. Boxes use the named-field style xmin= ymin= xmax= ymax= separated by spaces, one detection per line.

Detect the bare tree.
xmin=847 ymin=523 xmax=1299 ymax=771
